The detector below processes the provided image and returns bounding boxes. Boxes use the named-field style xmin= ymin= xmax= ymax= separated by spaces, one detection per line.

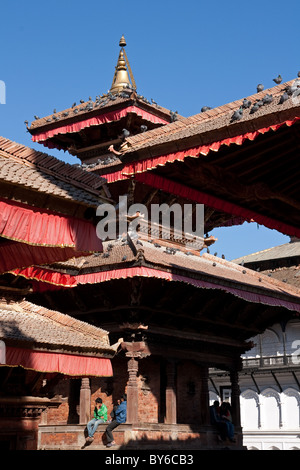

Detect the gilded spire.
xmin=110 ymin=36 xmax=136 ymax=93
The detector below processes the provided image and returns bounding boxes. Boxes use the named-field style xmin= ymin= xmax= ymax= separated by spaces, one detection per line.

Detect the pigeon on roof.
xmin=231 ymin=107 xmax=243 ymax=122
xmin=257 ymin=84 xmax=264 ymax=93
xmin=273 ymin=75 xmax=282 ymax=84
xmin=279 ymin=91 xmax=289 ymax=104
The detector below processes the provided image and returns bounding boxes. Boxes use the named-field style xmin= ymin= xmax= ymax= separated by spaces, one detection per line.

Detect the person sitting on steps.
xmin=105 ymin=394 xmax=127 ymax=447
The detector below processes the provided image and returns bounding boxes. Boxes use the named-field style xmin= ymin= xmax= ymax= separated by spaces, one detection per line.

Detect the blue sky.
xmin=1 ymin=0 xmax=299 ymax=260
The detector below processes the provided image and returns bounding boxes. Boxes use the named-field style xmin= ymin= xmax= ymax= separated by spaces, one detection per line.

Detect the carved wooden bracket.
xmin=121 ymin=340 xmax=150 ymax=358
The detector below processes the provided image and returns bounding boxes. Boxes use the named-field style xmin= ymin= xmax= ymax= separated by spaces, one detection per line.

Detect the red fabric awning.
xmin=11 ymin=265 xmax=300 ymax=313
xmin=135 ymin=172 xmax=300 ymax=239
xmin=100 ymin=116 xmax=300 ymax=237
xmin=0 ymin=240 xmax=89 ymax=274
xmin=102 ymin=116 xmax=300 ymax=183
xmin=4 ymin=346 xmax=113 ymax=377
xmin=31 ymin=106 xmax=169 ymax=148
xmin=0 ymin=198 xmax=101 ymax=250
xmin=0 ymin=198 xmax=102 ymax=273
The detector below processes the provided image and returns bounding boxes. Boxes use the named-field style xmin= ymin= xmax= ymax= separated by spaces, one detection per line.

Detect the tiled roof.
xmin=232 ymin=240 xmax=300 ymax=265
xmin=0 ymin=299 xmax=113 ymax=354
xmin=48 ymin=238 xmax=300 ymax=301
xmin=120 ymin=79 xmax=300 ymax=155
xmin=0 ymin=137 xmax=109 ymax=205
xmin=28 ymin=91 xmax=182 ymax=131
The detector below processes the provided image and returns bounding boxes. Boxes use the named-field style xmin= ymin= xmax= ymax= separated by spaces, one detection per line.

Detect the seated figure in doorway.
xmin=220 ymin=401 xmax=235 ymax=442
xmin=209 ymin=400 xmax=228 ymax=442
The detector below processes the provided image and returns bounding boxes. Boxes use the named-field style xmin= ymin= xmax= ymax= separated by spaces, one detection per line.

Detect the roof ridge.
xmin=0 ymin=136 xmax=107 ymax=194
xmin=18 ymin=300 xmax=109 ymax=341
xmin=122 ymin=79 xmax=297 ymax=150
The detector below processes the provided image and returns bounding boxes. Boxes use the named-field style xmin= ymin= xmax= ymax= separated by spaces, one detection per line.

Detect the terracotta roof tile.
xmin=0 ymin=299 xmax=114 ymax=354
xmin=121 ymin=79 xmax=300 ymax=155
xmin=0 ymin=137 xmax=110 ymax=206
xmin=50 ymin=238 xmax=300 ymax=301
xmin=28 ymin=92 xmax=180 ymax=131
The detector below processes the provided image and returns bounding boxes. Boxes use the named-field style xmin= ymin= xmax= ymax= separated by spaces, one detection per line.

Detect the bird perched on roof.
xmin=262 ymin=94 xmax=273 ymax=105
xmin=122 ymin=128 xmax=130 ymax=139
xmin=257 ymin=84 xmax=264 ymax=93
xmin=279 ymin=91 xmax=289 ymax=104
xmin=250 ymin=102 xmax=260 ymax=114
xmin=201 ymin=106 xmax=212 ymax=112
xmin=231 ymin=107 xmax=243 ymax=122
xmin=71 ymin=102 xmax=76 ymax=108
xmin=242 ymin=98 xmax=251 ymax=109
xmin=273 ymin=75 xmax=282 ymax=84
xmin=285 ymin=83 xmax=298 ymax=95
xmin=151 ymin=98 xmax=157 ymax=105
xmin=34 ymin=115 xmax=39 ymax=120
xmin=298 ymin=71 xmax=300 ymax=77
xmin=140 ymin=125 xmax=148 ymax=133
xmin=53 ymin=109 xmax=56 ymax=113
xmin=24 ymin=120 xmax=28 ymax=126
xmin=80 ymin=99 xmax=85 ymax=103
xmin=170 ymin=111 xmax=178 ymax=122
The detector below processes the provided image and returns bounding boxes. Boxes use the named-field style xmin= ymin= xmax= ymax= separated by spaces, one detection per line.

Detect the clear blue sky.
xmin=1 ymin=0 xmax=299 ymax=260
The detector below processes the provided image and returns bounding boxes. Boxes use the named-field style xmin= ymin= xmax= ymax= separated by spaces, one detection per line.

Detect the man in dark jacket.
xmin=106 ymin=394 xmax=127 ymax=447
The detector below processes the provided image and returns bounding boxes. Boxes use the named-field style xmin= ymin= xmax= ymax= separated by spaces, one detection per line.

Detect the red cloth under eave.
xmin=4 ymin=347 xmax=113 ymax=377
xmin=134 ymin=172 xmax=300 ymax=239
xmin=31 ymin=106 xmax=169 ymax=148
xmin=102 ymin=117 xmax=300 ymax=182
xmin=11 ymin=265 xmax=300 ymax=314
xmin=0 ymin=198 xmax=102 ymax=273
xmin=100 ymin=117 xmax=300 ymax=238
xmin=0 ymin=240 xmax=89 ymax=274
xmin=0 ymin=198 xmax=101 ymax=250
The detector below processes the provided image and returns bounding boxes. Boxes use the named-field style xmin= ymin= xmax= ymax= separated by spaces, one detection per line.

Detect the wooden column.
xmin=165 ymin=361 xmax=177 ymax=424
xmin=126 ymin=356 xmax=139 ymax=424
xmin=79 ymin=377 xmax=91 ymax=425
xmin=230 ymin=370 xmax=241 ymax=427
xmin=121 ymin=339 xmax=150 ymax=424
xmin=199 ymin=365 xmax=210 ymax=425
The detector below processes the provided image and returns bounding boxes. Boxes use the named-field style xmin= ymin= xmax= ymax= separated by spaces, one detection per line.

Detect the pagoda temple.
xmin=1 ymin=36 xmax=300 ymax=450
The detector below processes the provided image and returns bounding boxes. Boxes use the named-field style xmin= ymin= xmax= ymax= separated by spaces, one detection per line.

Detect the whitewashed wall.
xmin=209 ymin=320 xmax=300 ymax=450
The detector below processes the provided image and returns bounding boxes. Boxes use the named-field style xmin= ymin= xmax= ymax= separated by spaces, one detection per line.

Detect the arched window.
xmin=240 ymin=390 xmax=261 ymax=430
xmin=261 ymin=388 xmax=282 ymax=430
xmin=282 ymin=388 xmax=300 ymax=429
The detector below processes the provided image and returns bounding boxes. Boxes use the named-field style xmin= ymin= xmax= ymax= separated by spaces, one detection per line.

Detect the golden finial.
xmin=119 ymin=35 xmax=126 ymax=47
xmin=110 ymin=36 xmax=136 ymax=93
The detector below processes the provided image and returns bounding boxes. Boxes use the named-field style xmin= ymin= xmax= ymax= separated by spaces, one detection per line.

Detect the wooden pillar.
xmin=121 ymin=339 xmax=150 ymax=424
xmin=79 ymin=377 xmax=91 ymax=425
xmin=165 ymin=361 xmax=177 ymax=424
xmin=126 ymin=356 xmax=139 ymax=424
xmin=230 ymin=369 xmax=241 ymax=427
xmin=199 ymin=365 xmax=210 ymax=425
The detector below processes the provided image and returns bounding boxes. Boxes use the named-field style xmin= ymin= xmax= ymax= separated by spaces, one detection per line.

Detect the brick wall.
xmin=44 ymin=356 xmax=206 ymax=426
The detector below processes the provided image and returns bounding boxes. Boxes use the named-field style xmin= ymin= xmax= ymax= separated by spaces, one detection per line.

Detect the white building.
xmin=209 ymin=238 xmax=300 ymax=450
